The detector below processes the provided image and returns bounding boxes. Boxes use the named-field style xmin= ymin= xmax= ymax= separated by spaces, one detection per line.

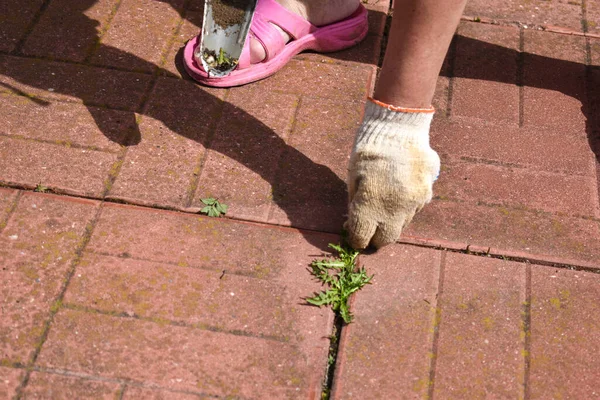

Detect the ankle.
xmin=275 ymin=0 xmax=361 ymax=26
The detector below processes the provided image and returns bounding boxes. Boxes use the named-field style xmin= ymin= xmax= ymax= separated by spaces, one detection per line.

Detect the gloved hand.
xmin=346 ymin=98 xmax=440 ymax=249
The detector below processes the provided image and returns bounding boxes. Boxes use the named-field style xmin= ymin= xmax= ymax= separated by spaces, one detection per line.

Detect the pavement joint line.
xmin=455 ymin=155 xmax=595 ymax=177
xmin=83 ymin=248 xmax=278 ymax=281
xmin=116 ymin=383 xmax=126 ymax=400
xmin=2 ymin=185 xmax=597 ymax=271
xmin=0 ymin=84 xmax=147 ymax=114
xmin=61 ymin=302 xmax=293 ymax=344
xmin=0 ymin=50 xmax=175 ymax=79
xmin=581 ymin=0 xmax=589 ymax=34
xmin=0 ymin=131 xmax=122 ymax=155
xmin=182 ymin=89 xmax=230 ymax=208
xmin=83 ymin=0 xmax=124 ymax=64
xmin=425 ymin=250 xmax=445 ymax=400
xmin=522 ymin=263 xmax=532 ymax=400
xmin=318 ymin=310 xmax=345 ymax=399
xmin=266 ymin=94 xmax=305 ymax=222
xmin=444 ymin=35 xmax=457 ymax=118
xmin=518 ymin=27 xmax=525 ymax=128
xmin=28 ymin=366 xmax=226 ymax=399
xmin=14 ymin=201 xmax=104 ymax=400
xmin=11 ymin=0 xmax=52 ymax=55
xmin=397 ymin=238 xmax=600 ymax=274
xmin=460 ymin=15 xmax=600 ymax=39
xmin=0 ymin=189 xmax=22 ymax=234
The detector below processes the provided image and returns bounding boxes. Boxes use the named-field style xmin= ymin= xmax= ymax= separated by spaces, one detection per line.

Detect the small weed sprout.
xmin=307 ymin=243 xmax=373 ymax=324
xmin=34 ymin=184 xmax=49 ymax=193
xmin=200 ymin=198 xmax=228 ymax=217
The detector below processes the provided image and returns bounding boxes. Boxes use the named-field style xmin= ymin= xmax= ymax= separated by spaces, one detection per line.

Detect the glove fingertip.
xmin=345 ymin=215 xmax=376 ymax=250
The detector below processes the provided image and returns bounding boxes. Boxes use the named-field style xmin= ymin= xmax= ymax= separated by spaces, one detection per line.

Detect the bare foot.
xmin=249 ymin=0 xmax=361 ymax=63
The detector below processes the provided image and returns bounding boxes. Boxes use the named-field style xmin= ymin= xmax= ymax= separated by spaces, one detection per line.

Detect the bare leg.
xmin=375 ymin=0 xmax=467 ymax=107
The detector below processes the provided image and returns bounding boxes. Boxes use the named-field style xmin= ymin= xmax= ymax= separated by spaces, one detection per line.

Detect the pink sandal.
xmin=183 ymin=0 xmax=368 ymax=87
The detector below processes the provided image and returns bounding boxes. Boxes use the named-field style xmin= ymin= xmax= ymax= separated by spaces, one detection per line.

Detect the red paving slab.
xmin=332 ymin=245 xmax=441 ymax=398
xmin=192 ymin=88 xmax=297 ymax=222
xmin=529 ymin=266 xmax=600 ymax=399
xmin=2 ymin=0 xmax=600 ymax=397
xmin=452 ymin=23 xmax=520 ymax=124
xmin=430 ymin=118 xmax=595 ymax=176
xmin=0 ymin=93 xmax=135 ymax=152
xmin=253 ymin=59 xmax=374 ymax=102
xmin=65 ymin=252 xmax=323 ymax=341
xmin=122 ymin=386 xmax=201 ymax=400
xmin=89 ymin=0 xmax=185 ymax=72
xmin=0 ymin=367 xmax=25 ymax=399
xmin=269 ymin=98 xmax=362 ymax=232
xmin=108 ymin=78 xmax=225 ymax=208
xmin=21 ymin=0 xmax=120 ymax=62
xmin=464 ymin=0 xmax=584 ymax=31
xmin=0 ymin=55 xmax=152 ymax=111
xmin=0 ymin=0 xmax=44 ymax=53
xmin=433 ymin=253 xmax=526 ymax=399
xmin=522 ymin=30 xmax=587 ymax=132
xmin=435 ymin=160 xmax=599 ymax=217
xmin=0 ymin=188 xmax=18 ymax=228
xmin=37 ymin=308 xmax=326 ymax=399
xmin=22 ymin=371 xmax=122 ymax=399
xmin=0 ymin=193 xmax=98 ymax=365
xmin=0 ymin=136 xmax=118 ymax=198
xmin=160 ymin=11 xmax=203 ymax=78
xmin=406 ymin=199 xmax=600 ymax=267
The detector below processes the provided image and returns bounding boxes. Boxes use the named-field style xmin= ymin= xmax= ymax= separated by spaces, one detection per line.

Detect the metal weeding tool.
xmin=195 ymin=0 xmax=257 ymax=77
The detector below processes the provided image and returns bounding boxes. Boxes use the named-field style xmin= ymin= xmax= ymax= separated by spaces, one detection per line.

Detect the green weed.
xmin=307 ymin=243 xmax=373 ymax=324
xmin=199 ymin=198 xmax=228 ymax=217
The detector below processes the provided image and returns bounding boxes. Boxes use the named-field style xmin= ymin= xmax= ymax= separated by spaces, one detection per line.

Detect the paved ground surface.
xmin=1 ymin=0 xmax=600 ymax=398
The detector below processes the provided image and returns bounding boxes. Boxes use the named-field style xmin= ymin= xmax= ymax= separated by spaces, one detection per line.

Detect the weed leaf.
xmin=306 ymin=243 xmax=372 ymax=324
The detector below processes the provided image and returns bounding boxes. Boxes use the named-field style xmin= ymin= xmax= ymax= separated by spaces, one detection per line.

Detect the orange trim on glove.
xmin=368 ymin=97 xmax=435 ymax=113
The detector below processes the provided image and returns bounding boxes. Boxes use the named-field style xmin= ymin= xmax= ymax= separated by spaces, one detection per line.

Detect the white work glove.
xmin=346 ymin=98 xmax=440 ymax=249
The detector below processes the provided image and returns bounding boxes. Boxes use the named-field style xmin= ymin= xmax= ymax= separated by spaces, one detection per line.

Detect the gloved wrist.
xmin=354 ymin=98 xmax=435 ymax=153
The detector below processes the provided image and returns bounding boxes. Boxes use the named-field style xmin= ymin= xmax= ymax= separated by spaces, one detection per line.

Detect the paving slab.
xmin=464 ymin=0 xmax=584 ymax=31
xmin=430 ymin=118 xmax=595 ymax=176
xmin=107 ymin=78 xmax=225 ymax=208
xmin=21 ymin=0 xmax=120 ymax=62
xmin=0 ymin=92 xmax=135 ymax=152
xmin=21 ymin=371 xmax=122 ymax=399
xmin=37 ymin=309 xmax=326 ymax=398
xmin=89 ymin=0 xmax=185 ymax=73
xmin=435 ymin=160 xmax=599 ymax=218
xmin=0 ymin=135 xmax=118 ymax=198
xmin=332 ymin=244 xmax=441 ymax=398
xmin=0 ymin=188 xmax=19 ymax=229
xmin=253 ymin=59 xmax=374 ymax=102
xmin=0 ymin=193 xmax=98 ymax=365
xmin=529 ymin=266 xmax=600 ymax=399
xmin=522 ymin=30 xmax=587 ymax=132
xmin=406 ymin=199 xmax=600 ymax=267
xmin=0 ymin=366 xmax=25 ymax=399
xmin=192 ymin=87 xmax=298 ymax=222
xmin=65 ymin=252 xmax=321 ymax=342
xmin=160 ymin=11 xmax=203 ymax=79
xmin=452 ymin=23 xmax=520 ymax=124
xmin=433 ymin=253 xmax=526 ymax=399
xmin=0 ymin=55 xmax=152 ymax=111
xmin=0 ymin=0 xmax=44 ymax=53
xmin=122 ymin=386 xmax=202 ymax=400
xmin=269 ymin=97 xmax=362 ymax=233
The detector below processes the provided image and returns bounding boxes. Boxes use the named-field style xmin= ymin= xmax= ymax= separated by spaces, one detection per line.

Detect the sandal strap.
xmin=238 ymin=0 xmax=315 ymax=69
xmin=254 ymin=0 xmax=314 ymax=39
